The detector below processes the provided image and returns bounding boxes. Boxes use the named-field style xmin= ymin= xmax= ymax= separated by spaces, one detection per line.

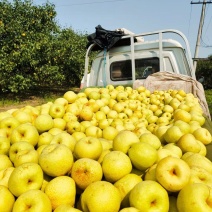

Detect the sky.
xmin=29 ymin=0 xmax=212 ymax=58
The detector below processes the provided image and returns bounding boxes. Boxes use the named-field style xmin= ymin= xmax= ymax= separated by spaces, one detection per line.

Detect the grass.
xmin=0 ymin=87 xmax=79 ymax=111
xmin=0 ymin=91 xmax=59 ymax=107
xmin=205 ymin=89 xmax=212 ymax=117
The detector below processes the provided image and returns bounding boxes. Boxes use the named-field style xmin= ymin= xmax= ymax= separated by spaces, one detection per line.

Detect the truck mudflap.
xmin=133 ymin=71 xmax=211 ymax=120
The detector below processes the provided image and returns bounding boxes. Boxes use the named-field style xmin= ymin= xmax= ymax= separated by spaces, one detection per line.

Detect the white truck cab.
xmin=83 ymin=28 xmax=195 ymax=88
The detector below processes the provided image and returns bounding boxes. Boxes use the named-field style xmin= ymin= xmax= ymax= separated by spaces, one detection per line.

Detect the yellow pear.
xmin=0 ymin=185 xmax=15 ymax=212
xmin=81 ymin=181 xmax=121 ymax=212
xmin=45 ymin=176 xmax=76 ymax=210
xmin=114 ymin=173 xmax=142 ymax=208
xmin=13 ymin=189 xmax=52 ymax=212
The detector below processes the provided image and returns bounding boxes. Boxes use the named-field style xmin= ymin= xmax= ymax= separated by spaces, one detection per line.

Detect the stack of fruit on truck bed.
xmin=0 ymin=84 xmax=212 ymax=212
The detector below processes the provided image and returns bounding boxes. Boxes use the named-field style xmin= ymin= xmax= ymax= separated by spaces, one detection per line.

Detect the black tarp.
xmin=86 ymin=25 xmax=127 ymax=51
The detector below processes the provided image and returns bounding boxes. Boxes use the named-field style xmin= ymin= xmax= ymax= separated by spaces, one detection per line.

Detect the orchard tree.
xmin=0 ymin=0 xmax=58 ymax=92
xmin=196 ymin=55 xmax=212 ymax=89
xmin=46 ymin=28 xmax=88 ymax=87
xmin=0 ymin=0 xmax=87 ymax=93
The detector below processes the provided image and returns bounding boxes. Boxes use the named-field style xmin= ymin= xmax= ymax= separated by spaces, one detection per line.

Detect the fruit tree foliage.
xmin=196 ymin=55 xmax=212 ymax=89
xmin=0 ymin=0 xmax=87 ymax=93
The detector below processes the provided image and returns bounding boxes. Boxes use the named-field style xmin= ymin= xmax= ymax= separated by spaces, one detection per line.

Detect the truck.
xmin=83 ymin=26 xmax=195 ymax=88
xmin=82 ymin=25 xmax=212 ymax=157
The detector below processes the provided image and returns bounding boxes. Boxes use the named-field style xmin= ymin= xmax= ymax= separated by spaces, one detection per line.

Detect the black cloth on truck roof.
xmin=86 ymin=25 xmax=126 ymax=51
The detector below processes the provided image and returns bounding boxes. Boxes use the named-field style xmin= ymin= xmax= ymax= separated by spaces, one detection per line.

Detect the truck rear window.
xmin=110 ymin=57 xmax=159 ymax=81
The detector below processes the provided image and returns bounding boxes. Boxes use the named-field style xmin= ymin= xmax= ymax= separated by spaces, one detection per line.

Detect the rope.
xmin=102 ymin=47 xmax=107 ymax=87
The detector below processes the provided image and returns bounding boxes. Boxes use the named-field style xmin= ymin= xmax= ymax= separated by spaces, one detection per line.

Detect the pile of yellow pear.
xmin=0 ymin=84 xmax=212 ymax=212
